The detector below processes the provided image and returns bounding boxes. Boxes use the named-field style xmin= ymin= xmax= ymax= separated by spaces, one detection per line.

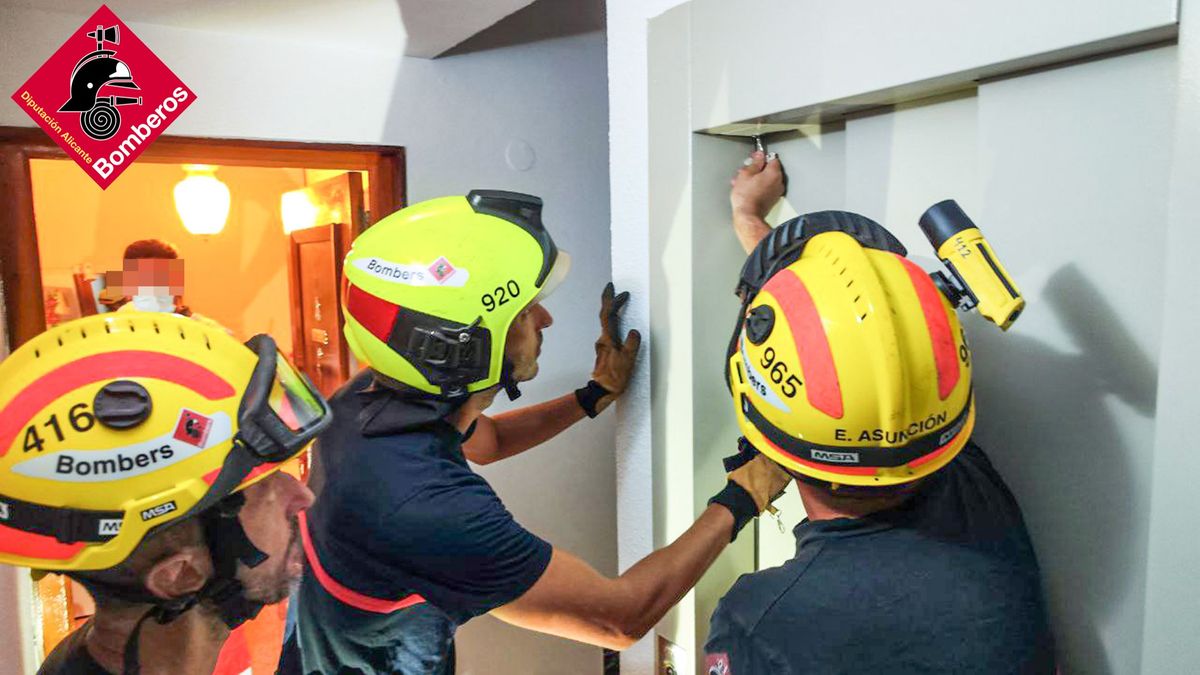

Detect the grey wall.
xmin=1140 ymin=1 xmax=1200 ymax=672
xmin=0 ymin=6 xmax=613 ymax=675
xmin=398 ymin=33 xmax=618 ymax=675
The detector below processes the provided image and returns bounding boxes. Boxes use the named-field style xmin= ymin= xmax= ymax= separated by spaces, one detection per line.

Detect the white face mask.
xmin=129 ymin=290 xmax=176 ymax=313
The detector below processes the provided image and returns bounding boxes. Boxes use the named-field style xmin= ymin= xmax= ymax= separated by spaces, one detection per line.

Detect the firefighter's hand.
xmin=708 ymin=438 xmax=793 ymax=541
xmin=591 ymin=282 xmax=641 ymax=413
xmin=728 ymin=451 xmax=792 ymax=514
xmin=731 ymin=151 xmax=785 ymax=222
xmin=730 ymin=151 xmax=785 ymax=253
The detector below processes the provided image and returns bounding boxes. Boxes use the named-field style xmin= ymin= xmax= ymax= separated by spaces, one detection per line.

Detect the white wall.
xmin=0 ymin=5 xmax=614 ymax=674
xmin=607 ymin=1 xmax=696 ymax=672
xmin=644 ymin=5 xmax=697 ymax=659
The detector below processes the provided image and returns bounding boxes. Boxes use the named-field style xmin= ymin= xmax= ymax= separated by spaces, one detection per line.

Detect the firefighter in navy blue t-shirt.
xmin=703 ymin=154 xmax=1055 ymax=674
xmin=284 ymin=191 xmax=794 ymax=674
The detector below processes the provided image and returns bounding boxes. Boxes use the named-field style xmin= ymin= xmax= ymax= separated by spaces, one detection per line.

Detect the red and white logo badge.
xmin=429 ymin=257 xmax=457 ymax=284
xmin=173 ymin=410 xmax=213 ymax=448
xmin=10 ymin=5 xmax=196 ymax=189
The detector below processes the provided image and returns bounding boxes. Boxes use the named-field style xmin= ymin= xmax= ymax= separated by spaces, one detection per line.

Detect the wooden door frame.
xmin=286 ymin=221 xmax=352 ymax=378
xmin=0 ymin=125 xmax=405 ymax=350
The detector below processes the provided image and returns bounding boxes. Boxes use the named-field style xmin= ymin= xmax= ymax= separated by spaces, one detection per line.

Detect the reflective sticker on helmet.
xmin=896 ymin=255 xmax=960 ymax=400
xmin=740 ymin=339 xmax=791 ymax=414
xmin=11 ymin=411 xmax=232 ymax=483
xmin=173 ymin=410 xmax=212 ymax=447
xmin=0 ymin=350 xmax=235 ymax=459
xmin=428 ymin=257 xmax=456 ymax=283
xmin=0 ymin=501 xmax=8 ymax=520
xmin=762 ymin=270 xmax=844 ymax=419
xmin=353 ymin=256 xmax=470 ymax=287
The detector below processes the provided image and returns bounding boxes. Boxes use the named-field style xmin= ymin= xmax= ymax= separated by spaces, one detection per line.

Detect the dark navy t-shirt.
xmin=705 ymin=441 xmax=1054 ymax=675
xmin=290 ymin=371 xmax=552 ymax=674
xmin=38 ymin=625 xmax=109 ymax=674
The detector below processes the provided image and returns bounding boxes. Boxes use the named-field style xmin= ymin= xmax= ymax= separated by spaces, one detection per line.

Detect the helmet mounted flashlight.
xmin=918 ymin=200 xmax=1024 ymax=330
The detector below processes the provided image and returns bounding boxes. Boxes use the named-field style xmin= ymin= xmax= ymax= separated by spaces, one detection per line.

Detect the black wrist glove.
xmin=574 ymin=380 xmax=611 ymax=418
xmin=709 ymin=438 xmax=791 ymax=542
xmin=708 ymin=480 xmax=759 ymax=542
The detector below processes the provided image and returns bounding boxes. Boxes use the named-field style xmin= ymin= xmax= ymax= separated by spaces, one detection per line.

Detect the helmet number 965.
xmin=482 ymin=280 xmax=522 ymax=312
xmin=760 ymin=347 xmax=802 ymax=399
xmin=23 ymin=402 xmax=96 ymax=453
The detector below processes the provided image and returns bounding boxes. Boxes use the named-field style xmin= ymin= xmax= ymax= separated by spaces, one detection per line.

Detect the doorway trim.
xmin=0 ymin=125 xmax=405 ymax=350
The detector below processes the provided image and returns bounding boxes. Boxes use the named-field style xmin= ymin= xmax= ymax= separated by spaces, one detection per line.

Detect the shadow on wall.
xmin=439 ymin=0 xmax=606 ymax=57
xmin=970 ymin=264 xmax=1157 ymax=675
xmin=394 ymin=0 xmax=606 ymax=58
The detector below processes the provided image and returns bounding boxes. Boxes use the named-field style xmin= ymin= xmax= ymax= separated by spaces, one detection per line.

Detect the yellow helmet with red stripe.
xmin=0 ymin=312 xmax=330 ymax=571
xmin=727 ymin=211 xmax=974 ymax=488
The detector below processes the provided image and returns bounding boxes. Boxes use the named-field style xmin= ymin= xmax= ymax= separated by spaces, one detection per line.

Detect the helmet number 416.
xmin=22 ymin=402 xmax=96 ymax=453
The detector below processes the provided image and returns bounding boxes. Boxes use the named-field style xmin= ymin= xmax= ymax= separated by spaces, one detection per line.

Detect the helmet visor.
xmin=266 ymin=355 xmax=327 ymax=434
xmin=239 ymin=335 xmax=332 ymax=462
xmin=533 ymin=249 xmax=571 ymax=304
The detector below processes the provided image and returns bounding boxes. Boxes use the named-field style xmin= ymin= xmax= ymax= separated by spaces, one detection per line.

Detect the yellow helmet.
xmin=726 ymin=211 xmax=974 ymax=488
xmin=342 ymin=190 xmax=569 ymax=398
xmin=0 ymin=312 xmax=331 ymax=571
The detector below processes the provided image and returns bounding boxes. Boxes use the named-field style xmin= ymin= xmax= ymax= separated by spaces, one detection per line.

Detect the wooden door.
xmin=285 ymin=173 xmax=363 ymax=399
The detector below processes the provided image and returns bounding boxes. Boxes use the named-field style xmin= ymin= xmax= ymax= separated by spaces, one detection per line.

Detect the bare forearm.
xmin=493 ymin=456 xmax=785 ymax=650
xmin=486 ymin=393 xmax=585 ymax=462
xmin=491 ymin=505 xmax=739 ymax=651
xmin=733 ymin=212 xmax=772 ymax=254
xmin=611 ymin=504 xmax=734 ymax=639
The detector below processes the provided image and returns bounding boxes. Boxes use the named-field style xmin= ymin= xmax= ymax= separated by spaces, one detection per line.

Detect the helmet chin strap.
xmin=121 ymin=492 xmax=269 ymax=675
xmin=499 ymin=358 xmax=523 ymax=401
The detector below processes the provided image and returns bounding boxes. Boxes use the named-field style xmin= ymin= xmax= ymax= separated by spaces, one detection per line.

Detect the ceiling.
xmin=8 ymin=0 xmax=545 ymax=58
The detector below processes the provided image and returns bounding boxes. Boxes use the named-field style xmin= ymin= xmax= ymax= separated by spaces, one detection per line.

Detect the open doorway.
xmin=0 ymin=127 xmax=403 ymax=674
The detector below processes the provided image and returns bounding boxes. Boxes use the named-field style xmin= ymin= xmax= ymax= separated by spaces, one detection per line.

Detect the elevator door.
xmin=747 ymin=46 xmax=1174 ymax=675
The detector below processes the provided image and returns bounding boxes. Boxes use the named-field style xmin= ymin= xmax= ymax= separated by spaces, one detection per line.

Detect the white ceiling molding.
xmin=8 ymin=0 xmax=542 ymax=58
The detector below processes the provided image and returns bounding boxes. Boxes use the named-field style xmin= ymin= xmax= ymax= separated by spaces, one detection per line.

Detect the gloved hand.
xmin=729 ymin=453 xmax=792 ymax=513
xmin=577 ymin=283 xmax=641 ymax=417
xmin=709 ymin=438 xmax=792 ymax=541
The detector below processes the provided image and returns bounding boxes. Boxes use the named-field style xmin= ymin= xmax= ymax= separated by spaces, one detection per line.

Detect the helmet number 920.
xmin=482 ymin=280 xmax=521 ymax=312
xmin=760 ymin=347 xmax=802 ymax=399
xmin=22 ymin=402 xmax=96 ymax=453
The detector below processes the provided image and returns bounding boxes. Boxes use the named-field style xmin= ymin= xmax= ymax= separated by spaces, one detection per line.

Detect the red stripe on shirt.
xmin=298 ymin=510 xmax=426 ymax=613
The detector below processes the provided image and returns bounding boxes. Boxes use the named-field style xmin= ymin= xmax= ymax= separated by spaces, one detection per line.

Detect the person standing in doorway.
xmin=100 ymin=239 xmax=189 ymax=315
